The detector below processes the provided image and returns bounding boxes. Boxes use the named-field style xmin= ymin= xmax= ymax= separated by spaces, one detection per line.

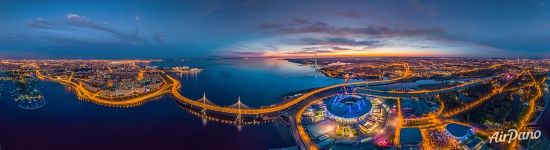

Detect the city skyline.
xmin=1 ymin=0 xmax=549 ymax=59
xmin=2 ymin=57 xmax=548 ymax=150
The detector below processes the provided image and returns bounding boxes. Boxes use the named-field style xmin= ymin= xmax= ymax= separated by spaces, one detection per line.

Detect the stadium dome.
xmin=446 ymin=123 xmax=471 ymax=138
xmin=325 ymin=94 xmax=372 ymax=119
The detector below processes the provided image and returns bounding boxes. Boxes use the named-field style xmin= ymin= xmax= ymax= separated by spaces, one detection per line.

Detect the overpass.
xmin=32 ymin=63 xmax=410 ymax=115
xmin=401 ymin=69 xmax=535 ymax=126
xmin=169 ymin=63 xmax=411 ymax=115
xmin=35 ymin=69 xmax=174 ymax=107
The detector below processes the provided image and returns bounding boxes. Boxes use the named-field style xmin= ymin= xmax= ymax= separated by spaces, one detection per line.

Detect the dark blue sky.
xmin=0 ymin=0 xmax=549 ymax=58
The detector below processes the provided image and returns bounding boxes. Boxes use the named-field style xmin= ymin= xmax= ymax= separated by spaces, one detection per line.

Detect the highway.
xmin=28 ymin=61 xmax=550 ymax=149
xmin=399 ymin=68 xmax=545 ymax=150
xmin=32 ymin=63 xmax=410 ymax=114
xmin=35 ymin=69 xmax=173 ymax=107
xmin=31 ymin=62 xmax=548 ymax=149
xmin=293 ymin=97 xmax=332 ymax=150
xmin=360 ymin=79 xmax=483 ymax=94
xmin=168 ymin=63 xmax=411 ymax=115
xmin=443 ymin=69 xmax=530 ymax=117
xmin=32 ymin=63 xmax=410 ymax=149
xmin=508 ymin=72 xmax=546 ymax=150
xmin=402 ymin=69 xmax=536 ymax=127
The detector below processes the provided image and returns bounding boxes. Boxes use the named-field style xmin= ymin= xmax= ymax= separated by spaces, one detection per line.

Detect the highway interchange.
xmin=26 ymin=62 xmax=547 ymax=150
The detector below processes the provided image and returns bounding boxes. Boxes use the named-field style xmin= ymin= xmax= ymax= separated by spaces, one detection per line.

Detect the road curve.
xmin=34 ymin=63 xmax=410 ymax=115
xmin=169 ymin=63 xmax=411 ymax=115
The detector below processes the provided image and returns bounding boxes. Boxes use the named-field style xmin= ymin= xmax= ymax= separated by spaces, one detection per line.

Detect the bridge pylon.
xmin=236 ymin=96 xmax=242 ymax=124
xmin=201 ymin=92 xmax=207 ymax=114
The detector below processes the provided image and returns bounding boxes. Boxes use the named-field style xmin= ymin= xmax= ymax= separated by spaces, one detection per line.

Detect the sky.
xmin=0 ymin=0 xmax=549 ymax=59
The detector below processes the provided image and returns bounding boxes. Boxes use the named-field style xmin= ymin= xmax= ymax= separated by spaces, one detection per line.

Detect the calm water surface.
xmin=0 ymin=59 xmax=344 ymax=150
xmin=154 ymin=58 xmax=345 ymax=107
xmin=3 ymin=59 xmax=547 ymax=149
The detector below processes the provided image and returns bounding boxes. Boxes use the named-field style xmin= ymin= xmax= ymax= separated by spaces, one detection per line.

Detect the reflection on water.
xmin=11 ymin=80 xmax=45 ymax=110
xmin=1 ymin=58 xmax=345 ymax=150
xmin=153 ymin=58 xmax=345 ymax=107
xmin=14 ymin=98 xmax=46 ymax=110
xmin=0 ymin=81 xmax=298 ymax=150
xmin=179 ymin=103 xmax=273 ymax=125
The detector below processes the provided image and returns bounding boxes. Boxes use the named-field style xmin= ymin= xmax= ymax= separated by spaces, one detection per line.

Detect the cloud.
xmin=287 ymin=49 xmax=333 ymax=55
xmin=258 ymin=19 xmax=444 ymax=38
xmin=258 ymin=21 xmax=335 ymax=34
xmin=219 ymin=36 xmax=383 ymax=57
xmin=331 ymin=46 xmax=350 ymax=50
xmin=28 ymin=18 xmax=57 ymax=29
xmin=64 ymin=13 xmax=145 ymax=43
xmin=231 ymin=51 xmax=264 ymax=56
xmin=338 ymin=11 xmax=362 ymax=19
xmin=131 ymin=15 xmax=141 ymax=21
xmin=301 ymin=46 xmax=350 ymax=52
xmin=23 ymin=13 xmax=173 ymax=49
xmin=217 ymin=50 xmax=266 ymax=57
xmin=294 ymin=37 xmax=382 ymax=46
xmin=334 ymin=11 xmax=376 ymax=19
xmin=66 ymin=13 xmax=83 ymax=20
xmin=291 ymin=41 xmax=380 ymax=55
xmin=284 ymin=45 xmax=369 ymax=55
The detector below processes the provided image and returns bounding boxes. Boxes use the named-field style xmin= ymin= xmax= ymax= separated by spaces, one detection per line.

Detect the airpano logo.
xmin=488 ymin=129 xmax=542 ymax=143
